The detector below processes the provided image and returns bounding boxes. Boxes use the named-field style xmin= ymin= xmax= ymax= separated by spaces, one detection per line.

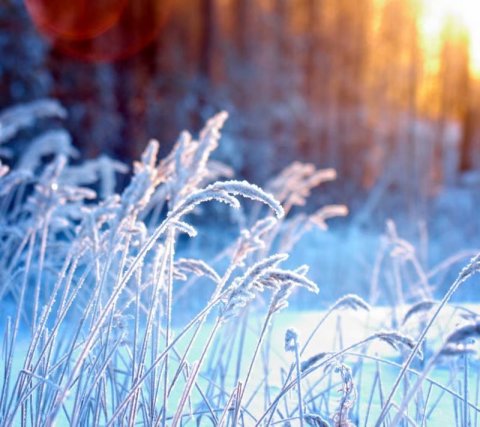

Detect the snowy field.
xmin=5 ymin=304 xmax=480 ymax=426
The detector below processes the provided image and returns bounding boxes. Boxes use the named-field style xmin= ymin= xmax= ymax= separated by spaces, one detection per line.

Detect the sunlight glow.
xmin=419 ymin=0 xmax=480 ymax=76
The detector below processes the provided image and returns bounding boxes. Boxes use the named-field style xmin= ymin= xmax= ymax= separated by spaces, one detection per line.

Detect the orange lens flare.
xmin=25 ymin=0 xmax=173 ymax=62
xmin=25 ymin=0 xmax=127 ymax=41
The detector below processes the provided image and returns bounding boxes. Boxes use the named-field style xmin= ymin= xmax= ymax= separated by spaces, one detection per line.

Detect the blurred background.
xmin=2 ymin=0 xmax=480 ymax=299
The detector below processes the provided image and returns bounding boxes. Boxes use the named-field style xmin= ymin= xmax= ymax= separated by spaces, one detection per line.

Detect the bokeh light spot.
xmin=25 ymin=0 xmax=173 ymax=62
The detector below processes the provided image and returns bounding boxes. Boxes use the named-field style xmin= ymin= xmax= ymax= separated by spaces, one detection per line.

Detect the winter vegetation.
xmin=3 ymin=0 xmax=480 ymax=294
xmin=0 ymin=101 xmax=479 ymax=426
xmin=2 ymin=0 xmax=480 ymax=425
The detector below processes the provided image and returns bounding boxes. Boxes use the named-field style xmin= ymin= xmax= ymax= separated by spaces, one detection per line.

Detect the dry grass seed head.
xmin=309 ymin=205 xmax=349 ymax=231
xmin=373 ymin=331 xmax=423 ymax=360
xmin=300 ymin=352 xmax=329 ymax=372
xmin=269 ymin=283 xmax=294 ymax=314
xmin=285 ymin=328 xmax=298 ymax=352
xmin=174 ymin=258 xmax=220 ymax=283
xmin=445 ymin=321 xmax=480 ymax=346
xmin=233 ymin=216 xmax=278 ymax=265
xmin=458 ymin=253 xmax=480 ymax=283
xmin=267 ymin=162 xmax=336 ymax=209
xmin=331 ymin=294 xmax=370 ymax=312
xmin=260 ymin=269 xmax=318 ymax=294
xmin=221 ymin=253 xmax=288 ymax=320
xmin=402 ymin=300 xmax=437 ymax=325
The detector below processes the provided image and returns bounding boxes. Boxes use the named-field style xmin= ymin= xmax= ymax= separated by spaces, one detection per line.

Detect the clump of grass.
xmin=0 ymin=101 xmax=479 ymax=426
xmin=0 ymin=103 xmax=334 ymax=426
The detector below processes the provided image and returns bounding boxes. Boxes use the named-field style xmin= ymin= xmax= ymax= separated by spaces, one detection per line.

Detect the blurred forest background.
xmin=2 ymin=0 xmax=480 ymax=244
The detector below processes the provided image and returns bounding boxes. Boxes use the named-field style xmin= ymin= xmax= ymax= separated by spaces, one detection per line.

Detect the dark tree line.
xmin=1 ymin=0 xmax=480 ymax=222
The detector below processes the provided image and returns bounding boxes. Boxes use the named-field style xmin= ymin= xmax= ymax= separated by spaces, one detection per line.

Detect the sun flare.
xmin=419 ymin=0 xmax=480 ymax=76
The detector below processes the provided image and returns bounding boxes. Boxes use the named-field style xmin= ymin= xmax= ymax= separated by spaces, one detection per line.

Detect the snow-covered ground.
xmin=4 ymin=303 xmax=479 ymax=426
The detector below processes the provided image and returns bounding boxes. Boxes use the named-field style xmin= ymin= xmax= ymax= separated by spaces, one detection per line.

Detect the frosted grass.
xmin=0 ymin=101 xmax=479 ymax=426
